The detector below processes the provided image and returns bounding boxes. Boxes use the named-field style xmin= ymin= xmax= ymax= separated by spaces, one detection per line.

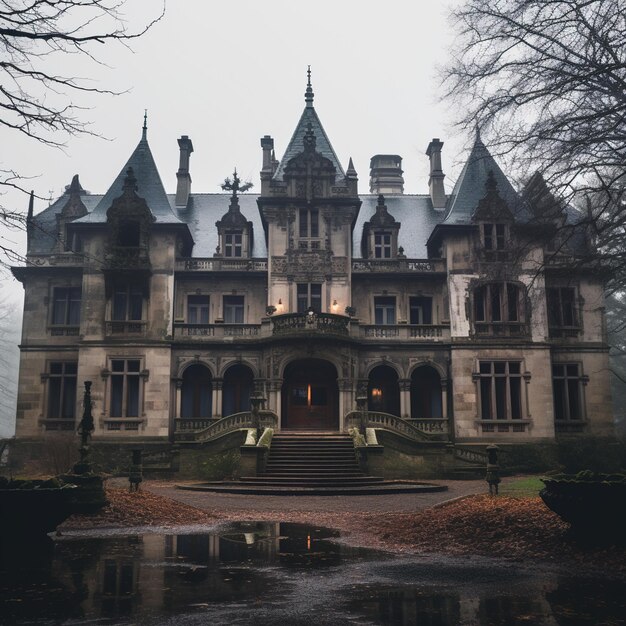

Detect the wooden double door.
xmin=281 ymin=359 xmax=339 ymax=430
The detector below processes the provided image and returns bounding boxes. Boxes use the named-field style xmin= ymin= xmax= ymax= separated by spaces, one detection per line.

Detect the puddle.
xmin=0 ymin=522 xmax=624 ymax=625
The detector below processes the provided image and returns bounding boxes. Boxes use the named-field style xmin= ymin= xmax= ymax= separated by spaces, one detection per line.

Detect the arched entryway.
xmin=281 ymin=359 xmax=339 ymax=430
xmin=410 ymin=365 xmax=442 ymax=418
xmin=222 ymin=364 xmax=254 ymax=417
xmin=181 ymin=364 xmax=212 ymax=418
xmin=368 ymin=365 xmax=400 ymax=416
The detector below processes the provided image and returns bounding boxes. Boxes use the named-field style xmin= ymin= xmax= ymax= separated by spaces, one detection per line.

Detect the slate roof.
xmin=75 ymin=132 xmax=183 ymax=225
xmin=444 ymin=133 xmax=529 ymax=224
xmin=353 ymin=195 xmax=444 ymax=259
xmin=273 ymin=104 xmax=346 ymax=183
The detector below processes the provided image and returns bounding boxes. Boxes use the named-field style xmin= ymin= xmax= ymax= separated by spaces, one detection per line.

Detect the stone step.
xmin=242 ymin=475 xmax=385 ymax=484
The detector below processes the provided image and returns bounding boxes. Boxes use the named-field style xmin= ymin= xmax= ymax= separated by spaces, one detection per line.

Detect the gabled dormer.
xmin=472 ymin=170 xmax=515 ymax=261
xmin=105 ymin=167 xmax=155 ymax=269
xmin=215 ymin=170 xmax=254 ymax=258
xmin=56 ymin=174 xmax=88 ymax=253
xmin=362 ymin=194 xmax=401 ymax=259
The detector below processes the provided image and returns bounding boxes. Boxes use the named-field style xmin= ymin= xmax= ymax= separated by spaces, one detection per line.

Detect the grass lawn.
xmin=499 ymin=475 xmax=546 ymax=498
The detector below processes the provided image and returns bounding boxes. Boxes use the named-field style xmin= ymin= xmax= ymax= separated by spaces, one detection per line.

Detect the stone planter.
xmin=0 ymin=479 xmax=77 ymax=536
xmin=540 ymin=472 xmax=626 ymax=536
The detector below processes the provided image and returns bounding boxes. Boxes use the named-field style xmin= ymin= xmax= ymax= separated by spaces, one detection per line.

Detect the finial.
xmin=142 ymin=109 xmax=148 ymax=140
xmin=305 ymin=65 xmax=314 ymax=107
xmin=27 ymin=190 xmax=34 ymax=221
xmin=346 ymin=157 xmax=357 ymax=178
xmin=123 ymin=167 xmax=137 ymax=193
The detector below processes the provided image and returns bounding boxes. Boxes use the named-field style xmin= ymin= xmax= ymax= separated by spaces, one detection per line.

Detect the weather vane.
xmin=221 ymin=168 xmax=253 ymax=198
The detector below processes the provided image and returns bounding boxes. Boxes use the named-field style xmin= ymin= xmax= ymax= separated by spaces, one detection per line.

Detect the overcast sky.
xmin=1 ymin=0 xmax=468 ymax=304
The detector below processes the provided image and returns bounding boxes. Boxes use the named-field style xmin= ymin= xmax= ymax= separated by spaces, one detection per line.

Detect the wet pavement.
xmin=1 ymin=522 xmax=624 ymax=625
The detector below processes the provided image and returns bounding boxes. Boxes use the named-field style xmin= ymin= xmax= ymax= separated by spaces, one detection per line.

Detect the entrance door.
xmin=282 ymin=359 xmax=338 ymax=430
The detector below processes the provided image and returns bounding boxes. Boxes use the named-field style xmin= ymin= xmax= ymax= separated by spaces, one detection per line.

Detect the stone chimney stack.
xmin=369 ymin=155 xmax=404 ymax=195
xmin=426 ymin=138 xmax=446 ymax=209
xmin=175 ymin=135 xmax=194 ymax=207
xmin=260 ymin=135 xmax=274 ymax=194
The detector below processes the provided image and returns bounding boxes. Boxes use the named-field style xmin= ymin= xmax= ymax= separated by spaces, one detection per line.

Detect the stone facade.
xmin=12 ymin=77 xmax=613 ymax=446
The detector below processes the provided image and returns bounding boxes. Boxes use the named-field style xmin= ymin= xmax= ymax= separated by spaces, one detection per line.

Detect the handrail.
xmin=344 ymin=411 xmax=442 ymax=442
xmin=271 ymin=312 xmax=350 ymax=336
xmin=453 ymin=445 xmax=490 ymax=465
xmin=174 ymin=410 xmax=278 ymax=443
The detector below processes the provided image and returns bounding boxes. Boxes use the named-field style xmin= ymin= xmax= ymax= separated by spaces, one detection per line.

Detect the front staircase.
xmin=179 ymin=432 xmax=447 ymax=495
xmin=251 ymin=433 xmax=381 ymax=488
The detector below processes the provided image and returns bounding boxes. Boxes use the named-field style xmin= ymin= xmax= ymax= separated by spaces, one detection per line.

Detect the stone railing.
xmin=271 ymin=312 xmax=350 ymax=337
xmin=173 ymin=323 xmax=263 ymax=339
xmin=105 ymin=246 xmax=150 ymax=270
xmin=453 ymin=446 xmax=489 ymax=465
xmin=360 ymin=324 xmax=450 ymax=341
xmin=105 ymin=320 xmax=147 ymax=336
xmin=344 ymin=411 xmax=442 ymax=442
xmin=473 ymin=322 xmax=531 ymax=338
xmin=351 ymin=258 xmax=446 ymax=273
xmin=27 ymin=252 xmax=85 ymax=267
xmin=175 ymin=258 xmax=268 ymax=272
xmin=174 ymin=410 xmax=278 ymax=443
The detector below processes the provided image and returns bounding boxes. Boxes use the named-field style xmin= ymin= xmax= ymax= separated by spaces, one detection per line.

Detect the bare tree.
xmin=445 ymin=0 xmax=626 ymax=288
xmin=0 ymin=0 xmax=164 ymax=267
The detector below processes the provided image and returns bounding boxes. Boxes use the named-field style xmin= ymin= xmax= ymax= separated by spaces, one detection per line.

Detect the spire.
xmin=27 ymin=190 xmax=34 ymax=222
xmin=346 ymin=157 xmax=357 ymax=178
xmin=142 ymin=109 xmax=148 ymax=141
xmin=305 ymin=65 xmax=314 ymax=108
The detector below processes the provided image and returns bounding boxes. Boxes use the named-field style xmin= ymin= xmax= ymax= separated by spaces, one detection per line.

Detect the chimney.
xmin=369 ymin=155 xmax=404 ymax=195
xmin=175 ymin=135 xmax=194 ymax=207
xmin=260 ymin=135 xmax=274 ymax=193
xmin=426 ymin=138 xmax=446 ymax=209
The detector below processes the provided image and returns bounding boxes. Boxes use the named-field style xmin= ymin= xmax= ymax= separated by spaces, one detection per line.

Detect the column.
xmin=212 ymin=378 xmax=223 ymax=418
xmin=337 ymin=378 xmax=353 ymax=431
xmin=441 ymin=378 xmax=448 ymax=420
xmin=399 ymin=378 xmax=411 ymax=418
xmin=174 ymin=378 xmax=182 ymax=419
xmin=268 ymin=379 xmax=282 ymax=428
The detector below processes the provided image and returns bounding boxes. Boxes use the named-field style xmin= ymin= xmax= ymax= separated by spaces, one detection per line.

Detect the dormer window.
xmin=374 ymin=232 xmax=392 ymax=259
xmin=224 ymin=230 xmax=243 ymax=257
xmin=118 ymin=220 xmax=141 ymax=247
xmin=483 ymin=223 xmax=506 ymax=251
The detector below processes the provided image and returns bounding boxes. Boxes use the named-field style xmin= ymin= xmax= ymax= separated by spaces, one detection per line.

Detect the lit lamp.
xmin=331 ymin=299 xmax=338 ymax=312
xmin=276 ymin=298 xmax=284 ymax=313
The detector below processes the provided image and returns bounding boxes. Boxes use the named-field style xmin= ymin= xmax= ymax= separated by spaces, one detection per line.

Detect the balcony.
xmin=173 ymin=323 xmax=263 ymax=340
xmin=352 ymin=258 xmax=446 ymax=274
xmin=473 ymin=322 xmax=530 ymax=338
xmin=105 ymin=320 xmax=147 ymax=336
xmin=359 ymin=324 xmax=450 ymax=341
xmin=175 ymin=258 xmax=268 ymax=272
xmin=105 ymin=246 xmax=150 ymax=270
xmin=271 ymin=312 xmax=350 ymax=337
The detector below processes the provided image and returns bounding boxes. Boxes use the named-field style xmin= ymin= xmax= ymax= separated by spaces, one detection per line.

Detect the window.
xmin=187 ymin=295 xmax=209 ymax=324
xmin=299 ymin=208 xmax=319 ymax=238
xmin=112 ymin=284 xmax=143 ymax=321
xmin=52 ymin=287 xmax=81 ymax=326
xmin=297 ymin=283 xmax=322 ymax=313
xmin=117 ymin=220 xmax=140 ymax=247
xmin=110 ymin=359 xmax=141 ymax=418
xmin=223 ymin=295 xmax=244 ymax=323
xmin=478 ymin=361 xmax=522 ymax=421
xmin=374 ymin=296 xmax=396 ymax=325
xmin=224 ymin=230 xmax=243 ymax=257
xmin=483 ymin=223 xmax=506 ymax=250
xmin=409 ymin=296 xmax=433 ymax=324
xmin=374 ymin=232 xmax=392 ymax=259
xmin=47 ymin=362 xmax=77 ymax=420
xmin=552 ymin=364 xmax=582 ymax=421
xmin=474 ymin=282 xmax=525 ymax=335
xmin=547 ymin=287 xmax=578 ymax=329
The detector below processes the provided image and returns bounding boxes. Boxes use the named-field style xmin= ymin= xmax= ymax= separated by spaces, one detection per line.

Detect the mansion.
xmin=12 ymin=76 xmax=613 ymax=448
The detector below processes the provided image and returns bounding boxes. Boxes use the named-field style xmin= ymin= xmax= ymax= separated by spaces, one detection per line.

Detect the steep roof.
xmin=353 ymin=195 xmax=444 ymax=259
xmin=273 ymin=76 xmax=346 ymax=182
xmin=75 ymin=127 xmax=183 ymax=225
xmin=444 ymin=133 xmax=529 ymax=224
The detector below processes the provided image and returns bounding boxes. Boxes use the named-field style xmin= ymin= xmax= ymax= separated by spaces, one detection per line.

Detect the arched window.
xmin=368 ymin=365 xmax=400 ymax=416
xmin=473 ymin=282 xmax=527 ymax=336
xmin=181 ymin=365 xmax=212 ymax=418
xmin=411 ymin=366 xmax=442 ymax=419
xmin=222 ymin=364 xmax=254 ymax=417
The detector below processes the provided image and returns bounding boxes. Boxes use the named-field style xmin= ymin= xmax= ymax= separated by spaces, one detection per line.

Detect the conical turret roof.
xmin=272 ymin=71 xmax=345 ymax=182
xmin=444 ymin=132 xmax=529 ymax=224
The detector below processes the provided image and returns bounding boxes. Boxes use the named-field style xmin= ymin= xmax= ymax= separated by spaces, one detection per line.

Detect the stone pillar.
xmin=399 ymin=378 xmax=411 ymax=418
xmin=337 ymin=379 xmax=353 ymax=432
xmin=213 ymin=378 xmax=223 ymax=418
xmin=174 ymin=379 xmax=183 ymax=419
xmin=441 ymin=378 xmax=449 ymax=420
xmin=268 ymin=379 xmax=282 ymax=428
